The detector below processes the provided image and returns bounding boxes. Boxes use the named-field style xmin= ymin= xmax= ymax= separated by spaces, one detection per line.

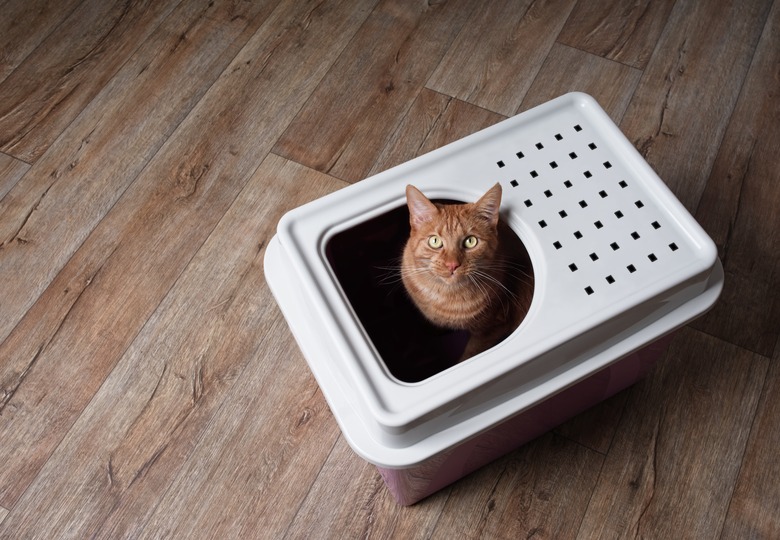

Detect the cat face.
xmin=404 ymin=184 xmax=502 ymax=283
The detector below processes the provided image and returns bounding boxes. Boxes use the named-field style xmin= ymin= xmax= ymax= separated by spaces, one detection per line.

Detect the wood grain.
xmin=691 ymin=0 xmax=780 ymax=357
xmin=0 ymin=152 xmax=28 ymax=201
xmin=554 ymin=391 xmax=629 ymax=455
xmin=618 ymin=0 xmax=773 ymax=212
xmin=719 ymin=342 xmax=780 ymax=539
xmin=273 ymin=0 xmax=474 ymax=184
xmin=0 ymin=0 xmax=83 ymax=83
xmin=284 ymin=436 xmax=447 ymax=539
xmin=426 ymin=0 xmax=578 ymax=116
xmin=576 ymin=329 xmax=768 ymax=539
xmin=0 ymin=156 xmax=349 ymax=538
xmin=432 ymin=433 xmax=603 ymax=539
xmin=0 ymin=0 xmax=181 ymax=162
xmin=0 ymin=0 xmax=777 ymax=536
xmin=368 ymin=89 xmax=506 ymax=178
xmin=519 ymin=43 xmax=643 ymax=122
xmin=0 ymin=0 xmax=279 ymax=348
xmin=0 ymin=0 xmax=372 ymax=509
xmin=557 ymin=0 xmax=676 ymax=69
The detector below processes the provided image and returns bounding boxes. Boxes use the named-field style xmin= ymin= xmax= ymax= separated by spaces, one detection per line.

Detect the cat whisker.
xmin=471 ymin=271 xmax=522 ymax=313
xmin=478 ymin=260 xmax=533 ymax=279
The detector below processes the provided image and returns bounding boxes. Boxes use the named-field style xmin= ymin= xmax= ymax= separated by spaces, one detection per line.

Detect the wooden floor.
xmin=0 ymin=0 xmax=778 ymax=538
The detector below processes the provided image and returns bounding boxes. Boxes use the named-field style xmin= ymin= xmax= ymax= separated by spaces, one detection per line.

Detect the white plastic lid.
xmin=266 ymin=93 xmax=722 ymax=467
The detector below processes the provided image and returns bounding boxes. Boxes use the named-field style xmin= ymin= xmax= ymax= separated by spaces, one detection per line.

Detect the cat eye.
xmin=428 ymin=235 xmax=443 ymax=249
xmin=463 ymin=236 xmax=478 ymax=249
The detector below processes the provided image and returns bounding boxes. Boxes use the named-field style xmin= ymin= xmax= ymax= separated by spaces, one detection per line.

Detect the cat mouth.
xmin=435 ymin=269 xmax=465 ymax=282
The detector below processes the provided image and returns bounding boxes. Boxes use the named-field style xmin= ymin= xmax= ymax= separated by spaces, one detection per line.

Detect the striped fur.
xmin=401 ymin=184 xmax=532 ymax=360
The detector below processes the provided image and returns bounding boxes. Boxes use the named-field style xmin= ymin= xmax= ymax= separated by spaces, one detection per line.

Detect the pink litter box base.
xmin=376 ymin=333 xmax=673 ymax=505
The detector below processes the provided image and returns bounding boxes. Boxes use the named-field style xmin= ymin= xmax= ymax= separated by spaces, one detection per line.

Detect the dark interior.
xmin=326 ymin=201 xmax=533 ymax=383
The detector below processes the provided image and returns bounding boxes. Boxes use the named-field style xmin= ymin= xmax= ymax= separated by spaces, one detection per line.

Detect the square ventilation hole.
xmin=573 ymin=230 xmax=583 ymax=239
xmin=564 ymin=180 xmax=573 ymax=188
xmin=516 ymin=151 xmax=525 ymax=159
xmin=615 ymin=210 xmax=624 ymax=219
xmin=539 ymin=220 xmax=548 ymax=228
xmin=648 ymin=253 xmax=658 ymax=262
xmin=627 ymin=264 xmax=637 ymax=273
xmin=569 ymin=152 xmax=578 ymax=159
xmin=603 ymin=161 xmax=612 ymax=169
xmin=530 ymin=170 xmax=539 ymax=178
xmin=569 ymin=263 xmax=578 ymax=272
xmin=589 ymin=142 xmax=597 ymax=150
xmin=536 ymin=142 xmax=544 ymax=150
xmin=669 ymin=242 xmax=679 ymax=251
xmin=510 ymin=179 xmax=519 ymax=187
xmin=550 ymin=161 xmax=558 ymax=169
xmin=584 ymin=286 xmax=594 ymax=295
xmin=559 ymin=210 xmax=568 ymax=218
xmin=497 ymin=160 xmax=505 ymax=168
xmin=583 ymin=170 xmax=592 ymax=178
xmin=553 ymin=241 xmax=562 ymax=250
xmin=574 ymin=124 xmax=582 ymax=132
xmin=544 ymin=190 xmax=553 ymax=198
xmin=631 ymin=231 xmax=640 ymax=240
xmin=555 ymin=133 xmax=563 ymax=141
xmin=524 ymin=199 xmax=533 ymax=207
xmin=652 ymin=221 xmax=661 ymax=229
xmin=594 ymin=221 xmax=603 ymax=229
xmin=619 ymin=180 xmax=628 ymax=188
xmin=606 ymin=275 xmax=615 ymax=284
xmin=589 ymin=252 xmax=599 ymax=261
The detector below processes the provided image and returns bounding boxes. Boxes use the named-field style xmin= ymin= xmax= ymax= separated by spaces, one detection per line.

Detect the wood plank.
xmin=720 ymin=342 xmax=780 ymax=539
xmin=576 ymin=328 xmax=768 ymax=539
xmin=0 ymin=0 xmax=374 ymax=510
xmin=557 ymin=0 xmax=677 ymax=69
xmin=426 ymin=0 xmax=578 ymax=116
xmin=519 ymin=43 xmax=643 ymax=123
xmin=0 ymin=156 xmax=348 ymax=538
xmin=283 ymin=436 xmax=447 ymax=539
xmin=0 ymin=152 xmax=28 ymax=201
xmin=273 ymin=0 xmax=475 ymax=183
xmin=555 ymin=391 xmax=628 ymax=455
xmin=0 ymin=2 xmax=775 ymax=536
xmin=368 ymin=89 xmax=506 ymax=177
xmin=0 ymin=0 xmax=280 ymax=348
xmin=432 ymin=433 xmax=604 ymax=539
xmin=618 ymin=0 xmax=773 ymax=212
xmin=0 ymin=0 xmax=181 ymax=162
xmin=691 ymin=0 xmax=780 ymax=357
xmin=0 ymin=0 xmax=83 ymax=84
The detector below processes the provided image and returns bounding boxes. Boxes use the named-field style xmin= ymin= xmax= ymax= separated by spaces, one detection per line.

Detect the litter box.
xmin=264 ymin=92 xmax=723 ymax=505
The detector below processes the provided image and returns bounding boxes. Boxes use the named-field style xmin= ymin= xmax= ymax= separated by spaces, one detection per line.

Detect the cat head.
xmin=404 ymin=183 xmax=502 ymax=282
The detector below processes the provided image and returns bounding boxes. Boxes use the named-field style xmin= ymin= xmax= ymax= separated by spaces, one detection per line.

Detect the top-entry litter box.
xmin=264 ymin=93 xmax=723 ymax=505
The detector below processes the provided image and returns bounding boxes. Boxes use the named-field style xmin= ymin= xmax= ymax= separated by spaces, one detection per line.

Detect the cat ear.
xmin=475 ymin=183 xmax=502 ymax=227
xmin=406 ymin=185 xmax=438 ymax=229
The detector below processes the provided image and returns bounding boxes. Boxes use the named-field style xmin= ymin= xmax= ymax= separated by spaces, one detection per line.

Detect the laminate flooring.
xmin=0 ymin=0 xmax=778 ymax=538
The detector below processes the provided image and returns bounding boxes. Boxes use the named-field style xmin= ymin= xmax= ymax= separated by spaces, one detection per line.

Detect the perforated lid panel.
xmin=265 ymin=93 xmax=722 ymax=467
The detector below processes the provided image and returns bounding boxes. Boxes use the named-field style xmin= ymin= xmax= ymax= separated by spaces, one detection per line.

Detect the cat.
xmin=401 ymin=183 xmax=533 ymax=362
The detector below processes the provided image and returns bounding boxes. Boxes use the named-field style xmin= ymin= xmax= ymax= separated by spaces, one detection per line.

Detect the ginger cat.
xmin=401 ymin=183 xmax=532 ymax=361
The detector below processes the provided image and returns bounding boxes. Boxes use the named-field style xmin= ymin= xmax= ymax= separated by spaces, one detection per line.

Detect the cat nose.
xmin=445 ymin=261 xmax=460 ymax=274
